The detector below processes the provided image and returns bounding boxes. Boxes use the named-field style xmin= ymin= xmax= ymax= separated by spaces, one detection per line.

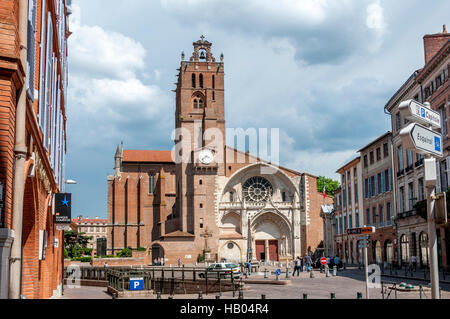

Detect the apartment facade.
xmin=359 ymin=132 xmax=396 ymax=265
xmin=72 ymin=216 xmax=107 ymax=250
xmin=335 ymin=157 xmax=364 ymax=264
xmin=0 ymin=0 xmax=70 ymax=299
xmin=386 ymin=26 xmax=450 ymax=270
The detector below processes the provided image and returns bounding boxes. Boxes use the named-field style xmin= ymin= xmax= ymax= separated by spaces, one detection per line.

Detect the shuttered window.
xmin=26 ymin=0 xmax=37 ymax=100
xmin=38 ymin=0 xmax=47 ymax=131
xmin=43 ymin=13 xmax=53 ymax=150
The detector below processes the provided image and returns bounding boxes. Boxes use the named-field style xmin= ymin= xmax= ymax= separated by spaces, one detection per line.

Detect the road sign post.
xmin=348 ymin=227 xmax=375 ymax=299
xmin=399 ymin=99 xmax=442 ymax=299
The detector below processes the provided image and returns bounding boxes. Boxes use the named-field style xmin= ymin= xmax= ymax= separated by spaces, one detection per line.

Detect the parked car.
xmin=198 ymin=263 xmax=241 ymax=279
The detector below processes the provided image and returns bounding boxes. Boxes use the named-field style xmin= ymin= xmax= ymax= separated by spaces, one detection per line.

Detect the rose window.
xmin=242 ymin=176 xmax=273 ymax=203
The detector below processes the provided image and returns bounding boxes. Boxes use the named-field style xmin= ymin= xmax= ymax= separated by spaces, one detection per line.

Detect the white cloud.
xmin=366 ymin=1 xmax=386 ymax=51
xmin=70 ymin=4 xmax=146 ymax=79
xmin=67 ymin=3 xmax=172 ymax=151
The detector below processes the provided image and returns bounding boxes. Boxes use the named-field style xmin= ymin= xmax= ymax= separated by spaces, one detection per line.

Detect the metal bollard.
xmin=264 ymin=268 xmax=268 ymax=279
xmin=333 ymin=266 xmax=337 ymax=276
xmin=326 ymin=266 xmax=330 ymax=277
xmin=419 ymin=285 xmax=422 ymax=299
xmin=198 ymin=292 xmax=203 ymax=299
xmin=261 ymin=294 xmax=266 ymax=299
xmin=303 ymin=293 xmax=308 ymax=299
xmin=357 ymin=292 xmax=362 ymax=299
xmin=238 ymin=291 xmax=244 ymax=299
xmin=310 ymin=270 xmax=315 ymax=278
xmin=216 ymin=295 xmax=221 ymax=299
xmin=157 ymin=292 xmax=162 ymax=299
xmin=330 ymin=292 xmax=336 ymax=299
xmin=286 ymin=267 xmax=290 ymax=279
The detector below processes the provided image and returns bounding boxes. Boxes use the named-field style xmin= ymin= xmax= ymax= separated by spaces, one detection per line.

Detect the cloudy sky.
xmin=65 ymin=0 xmax=450 ymax=218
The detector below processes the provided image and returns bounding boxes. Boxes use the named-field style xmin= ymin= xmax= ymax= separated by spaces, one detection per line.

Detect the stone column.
xmin=265 ymin=240 xmax=269 ymax=262
xmin=0 ymin=229 xmax=14 ymax=299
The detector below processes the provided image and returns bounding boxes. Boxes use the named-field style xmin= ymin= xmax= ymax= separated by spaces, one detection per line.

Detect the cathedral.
xmin=106 ymin=38 xmax=331 ymax=264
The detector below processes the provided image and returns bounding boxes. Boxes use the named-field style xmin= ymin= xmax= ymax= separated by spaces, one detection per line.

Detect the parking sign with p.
xmin=130 ymin=277 xmax=144 ymax=291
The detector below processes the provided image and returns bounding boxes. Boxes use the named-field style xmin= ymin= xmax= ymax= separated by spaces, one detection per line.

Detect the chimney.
xmin=423 ymin=25 xmax=450 ymax=64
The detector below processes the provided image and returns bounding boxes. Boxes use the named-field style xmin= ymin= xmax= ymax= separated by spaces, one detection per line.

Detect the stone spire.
xmin=114 ymin=144 xmax=122 ymax=177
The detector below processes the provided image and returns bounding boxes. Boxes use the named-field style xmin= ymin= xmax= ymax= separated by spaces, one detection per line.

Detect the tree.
xmin=316 ymin=176 xmax=340 ymax=197
xmin=64 ymin=230 xmax=93 ymax=259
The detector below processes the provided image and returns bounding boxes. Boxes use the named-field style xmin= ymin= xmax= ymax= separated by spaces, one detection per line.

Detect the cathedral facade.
xmin=106 ymin=38 xmax=330 ymax=264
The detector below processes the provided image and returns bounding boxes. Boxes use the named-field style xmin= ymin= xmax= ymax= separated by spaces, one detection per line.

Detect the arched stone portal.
xmin=251 ymin=212 xmax=291 ymax=262
xmin=219 ymin=241 xmax=241 ymax=263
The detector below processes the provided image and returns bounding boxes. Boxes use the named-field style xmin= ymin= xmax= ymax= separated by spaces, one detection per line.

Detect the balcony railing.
xmin=397 ymin=210 xmax=417 ymax=219
xmin=415 ymin=159 xmax=424 ymax=168
xmin=405 ymin=165 xmax=414 ymax=174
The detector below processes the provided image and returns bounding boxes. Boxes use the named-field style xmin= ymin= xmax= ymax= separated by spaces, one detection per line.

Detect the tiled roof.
xmin=72 ymin=218 xmax=108 ymax=224
xmin=123 ymin=150 xmax=174 ymax=163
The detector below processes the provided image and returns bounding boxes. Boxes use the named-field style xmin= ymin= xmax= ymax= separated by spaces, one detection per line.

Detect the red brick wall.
xmin=0 ymin=0 xmax=20 ymax=59
xmin=423 ymin=33 xmax=450 ymax=64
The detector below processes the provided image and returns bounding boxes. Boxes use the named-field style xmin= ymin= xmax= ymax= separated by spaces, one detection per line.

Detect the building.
xmin=72 ymin=216 xmax=107 ymax=250
xmin=0 ymin=0 xmax=70 ymax=299
xmin=107 ymin=38 xmax=332 ymax=264
xmin=359 ymin=132 xmax=396 ymax=266
xmin=385 ymin=26 xmax=450 ymax=270
xmin=320 ymin=204 xmax=335 ymax=258
xmin=335 ymin=157 xmax=364 ymax=264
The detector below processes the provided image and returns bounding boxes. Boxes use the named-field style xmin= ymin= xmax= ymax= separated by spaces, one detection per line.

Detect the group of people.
xmin=292 ymin=255 xmax=313 ymax=276
xmin=291 ymin=255 xmax=341 ymax=276
xmin=153 ymin=257 xmax=165 ymax=266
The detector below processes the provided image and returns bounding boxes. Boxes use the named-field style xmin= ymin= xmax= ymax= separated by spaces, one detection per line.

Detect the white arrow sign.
xmin=400 ymin=123 xmax=443 ymax=157
xmin=398 ymin=99 xmax=441 ymax=129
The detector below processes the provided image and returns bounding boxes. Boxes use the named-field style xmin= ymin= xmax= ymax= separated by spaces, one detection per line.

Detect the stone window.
xmin=199 ymin=74 xmax=204 ymax=88
xmin=149 ymin=173 xmax=156 ymax=195
xmin=242 ymin=176 xmax=273 ymax=203
xmin=192 ymin=73 xmax=196 ymax=88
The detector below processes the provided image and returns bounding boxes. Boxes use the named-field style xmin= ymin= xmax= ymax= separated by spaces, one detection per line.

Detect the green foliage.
xmin=117 ymin=248 xmax=132 ymax=258
xmin=316 ymin=176 xmax=340 ymax=197
xmin=71 ymin=257 xmax=92 ymax=263
xmin=136 ymin=247 xmax=147 ymax=251
xmin=197 ymin=254 xmax=205 ymax=263
xmin=64 ymin=248 xmax=69 ymax=259
xmin=64 ymin=230 xmax=93 ymax=259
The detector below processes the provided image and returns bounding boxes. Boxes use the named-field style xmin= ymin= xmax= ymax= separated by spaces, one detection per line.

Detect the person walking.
xmin=299 ymin=256 xmax=304 ymax=272
xmin=305 ymin=254 xmax=312 ymax=272
xmin=247 ymin=261 xmax=252 ymax=276
xmin=178 ymin=258 xmax=182 ymax=267
xmin=292 ymin=257 xmax=301 ymax=277
xmin=411 ymin=255 xmax=417 ymax=272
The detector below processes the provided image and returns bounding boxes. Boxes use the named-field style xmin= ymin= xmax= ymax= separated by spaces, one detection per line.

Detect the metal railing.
xmin=106 ymin=266 xmax=244 ymax=296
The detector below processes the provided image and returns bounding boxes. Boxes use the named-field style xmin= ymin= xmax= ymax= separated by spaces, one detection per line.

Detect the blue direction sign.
xmin=275 ymin=269 xmax=281 ymax=276
xmin=129 ymin=277 xmax=144 ymax=291
xmin=399 ymin=99 xmax=441 ymax=129
xmin=400 ymin=123 xmax=443 ymax=157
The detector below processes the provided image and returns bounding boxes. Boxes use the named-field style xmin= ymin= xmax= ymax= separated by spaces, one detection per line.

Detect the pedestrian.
xmin=305 ymin=255 xmax=311 ymax=272
xmin=153 ymin=258 xmax=157 ymax=265
xmin=411 ymin=255 xmax=417 ymax=271
xmin=247 ymin=261 xmax=252 ymax=276
xmin=104 ymin=262 xmax=108 ymax=268
xmin=299 ymin=256 xmax=304 ymax=272
xmin=292 ymin=257 xmax=301 ymax=277
xmin=334 ymin=255 xmax=340 ymax=270
xmin=178 ymin=258 xmax=182 ymax=267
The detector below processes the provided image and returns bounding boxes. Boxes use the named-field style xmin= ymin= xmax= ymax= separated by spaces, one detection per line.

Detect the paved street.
xmin=60 ymin=267 xmax=450 ymax=299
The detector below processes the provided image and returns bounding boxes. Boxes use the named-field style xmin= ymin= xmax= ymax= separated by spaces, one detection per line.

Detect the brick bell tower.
xmin=174 ymin=37 xmax=225 ymax=260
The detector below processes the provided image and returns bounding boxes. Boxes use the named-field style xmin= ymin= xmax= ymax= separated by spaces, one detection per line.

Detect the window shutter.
xmin=44 ymin=13 xmax=53 ymax=150
xmin=436 ymin=162 xmax=441 ymax=193
xmin=38 ymin=0 xmax=46 ymax=130
xmin=374 ymin=174 xmax=378 ymax=195
xmin=26 ymin=0 xmax=37 ymax=100
xmin=388 ymin=168 xmax=392 ymax=191
xmin=446 ymin=156 xmax=450 ymax=192
xmin=381 ymin=171 xmax=385 ymax=193
xmin=368 ymin=178 xmax=371 ymax=197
